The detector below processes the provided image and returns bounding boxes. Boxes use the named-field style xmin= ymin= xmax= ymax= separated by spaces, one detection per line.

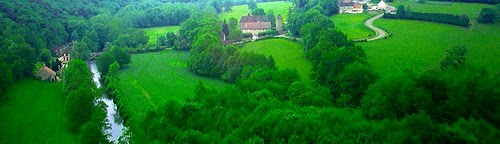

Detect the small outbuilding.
xmin=36 ymin=66 xmax=60 ymax=82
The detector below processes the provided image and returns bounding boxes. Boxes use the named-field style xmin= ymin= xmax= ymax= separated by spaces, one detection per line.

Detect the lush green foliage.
xmin=331 ymin=13 xmax=377 ymax=40
xmin=97 ymin=46 xmax=131 ymax=75
xmin=63 ymin=60 xmax=109 ymax=143
xmin=143 ymin=26 xmax=180 ymax=45
xmin=384 ymin=5 xmax=470 ymax=27
xmin=288 ymin=9 xmax=335 ymax=36
xmin=388 ymin=0 xmax=495 ymax=19
xmin=114 ymin=51 xmax=229 ymax=122
xmin=430 ymin=0 xmax=499 ymax=4
xmin=359 ymin=19 xmax=500 ymax=77
xmin=478 ymin=8 xmax=498 ymax=23
xmin=0 ymin=79 xmax=78 ymax=143
xmin=240 ymin=38 xmax=312 ymax=81
xmin=218 ymin=1 xmax=293 ymax=22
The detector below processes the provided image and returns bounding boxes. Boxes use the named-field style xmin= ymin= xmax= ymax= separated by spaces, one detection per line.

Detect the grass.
xmin=117 ymin=51 xmax=229 ymax=118
xmin=142 ymin=26 xmax=180 ymax=45
xmin=331 ymin=13 xmax=377 ymax=40
xmin=0 ymin=79 xmax=78 ymax=143
xmin=240 ymin=38 xmax=313 ymax=81
xmin=358 ymin=19 xmax=500 ymax=77
xmin=388 ymin=0 xmax=495 ymax=19
xmin=218 ymin=1 xmax=293 ymax=23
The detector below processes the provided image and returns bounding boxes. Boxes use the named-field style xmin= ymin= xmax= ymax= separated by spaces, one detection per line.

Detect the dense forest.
xmin=1 ymin=0 xmax=499 ymax=143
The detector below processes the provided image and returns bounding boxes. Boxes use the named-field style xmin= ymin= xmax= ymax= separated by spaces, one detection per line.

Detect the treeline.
xmin=384 ymin=5 xmax=470 ymax=27
xmin=430 ymin=0 xmax=500 ymax=4
xmin=115 ymin=1 xmax=194 ymax=28
xmin=63 ymin=60 xmax=109 ymax=144
xmin=122 ymin=8 xmax=500 ymax=142
xmin=287 ymin=7 xmax=335 ymax=36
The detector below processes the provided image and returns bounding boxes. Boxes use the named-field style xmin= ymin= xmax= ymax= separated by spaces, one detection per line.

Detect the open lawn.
xmin=240 ymin=38 xmax=312 ymax=81
xmin=142 ymin=26 xmax=180 ymax=45
xmin=0 ymin=79 xmax=77 ymax=143
xmin=218 ymin=1 xmax=293 ymax=23
xmin=359 ymin=19 xmax=500 ymax=77
xmin=117 ymin=51 xmax=229 ymax=118
xmin=388 ymin=0 xmax=495 ymax=19
xmin=331 ymin=13 xmax=377 ymax=40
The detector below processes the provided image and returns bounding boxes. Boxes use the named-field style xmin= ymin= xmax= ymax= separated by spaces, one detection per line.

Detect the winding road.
xmin=355 ymin=13 xmax=388 ymax=42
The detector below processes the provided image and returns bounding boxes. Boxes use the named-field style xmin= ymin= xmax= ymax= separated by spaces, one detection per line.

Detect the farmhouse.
xmin=57 ymin=53 xmax=71 ymax=70
xmin=240 ymin=15 xmax=271 ymax=39
xmin=340 ymin=0 xmax=365 ymax=14
xmin=36 ymin=65 xmax=60 ymax=82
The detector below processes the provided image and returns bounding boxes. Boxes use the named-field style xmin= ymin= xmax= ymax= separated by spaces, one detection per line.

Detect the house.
xmin=352 ymin=4 xmax=363 ymax=14
xmin=57 ymin=53 xmax=71 ymax=70
xmin=240 ymin=15 xmax=271 ymax=39
xmin=36 ymin=65 xmax=60 ymax=82
xmin=377 ymin=0 xmax=388 ymax=10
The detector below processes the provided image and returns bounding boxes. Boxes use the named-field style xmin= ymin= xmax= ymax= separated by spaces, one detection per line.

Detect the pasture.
xmin=218 ymin=1 xmax=293 ymax=23
xmin=359 ymin=19 xmax=500 ymax=77
xmin=388 ymin=0 xmax=495 ymax=19
xmin=142 ymin=26 xmax=180 ymax=45
xmin=331 ymin=13 xmax=377 ymax=40
xmin=240 ymin=38 xmax=313 ymax=81
xmin=0 ymin=79 xmax=77 ymax=143
xmin=116 ymin=51 xmax=229 ymax=118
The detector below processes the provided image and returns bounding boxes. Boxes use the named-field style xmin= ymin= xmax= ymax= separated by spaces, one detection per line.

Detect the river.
xmin=88 ymin=61 xmax=125 ymax=143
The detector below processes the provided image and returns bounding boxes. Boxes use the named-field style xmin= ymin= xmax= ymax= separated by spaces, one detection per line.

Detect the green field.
xmin=240 ymin=38 xmax=312 ymax=81
xmin=331 ymin=13 xmax=377 ymax=40
xmin=218 ymin=1 xmax=293 ymax=23
xmin=359 ymin=19 xmax=500 ymax=77
xmin=117 ymin=51 xmax=229 ymax=118
xmin=142 ymin=26 xmax=180 ymax=45
xmin=388 ymin=0 xmax=494 ymax=19
xmin=0 ymin=79 xmax=77 ymax=143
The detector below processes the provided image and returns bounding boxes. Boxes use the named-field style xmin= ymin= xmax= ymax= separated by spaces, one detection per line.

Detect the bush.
xmin=242 ymin=33 xmax=253 ymax=38
xmin=430 ymin=0 xmax=499 ymax=4
xmin=384 ymin=11 xmax=470 ymax=27
xmin=258 ymin=30 xmax=278 ymax=37
xmin=478 ymin=8 xmax=498 ymax=23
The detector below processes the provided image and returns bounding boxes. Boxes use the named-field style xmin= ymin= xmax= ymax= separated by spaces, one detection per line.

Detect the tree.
xmin=0 ymin=60 xmax=13 ymax=97
xmin=440 ymin=46 xmax=467 ymax=70
xmin=112 ymin=46 xmax=131 ymax=66
xmin=335 ymin=62 xmax=378 ymax=107
xmin=266 ymin=10 xmax=276 ymax=28
xmin=72 ymin=41 xmax=91 ymax=61
xmin=251 ymin=8 xmax=266 ymax=16
xmin=39 ymin=49 xmax=51 ymax=64
xmin=397 ymin=5 xmax=406 ymax=16
xmin=105 ymin=62 xmax=120 ymax=96
xmin=96 ymin=51 xmax=116 ymax=75
xmin=222 ymin=20 xmax=230 ymax=38
xmin=478 ymin=8 xmax=497 ymax=23
xmin=248 ymin=1 xmax=258 ymax=11
xmin=223 ymin=0 xmax=233 ymax=11
xmin=62 ymin=60 xmax=97 ymax=132
xmin=211 ymin=0 xmax=223 ymax=13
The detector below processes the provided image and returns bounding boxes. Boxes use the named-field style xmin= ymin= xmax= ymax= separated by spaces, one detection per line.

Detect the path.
xmin=354 ymin=14 xmax=388 ymax=42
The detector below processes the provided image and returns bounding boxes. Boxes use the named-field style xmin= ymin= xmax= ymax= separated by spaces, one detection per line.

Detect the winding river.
xmin=89 ymin=61 xmax=125 ymax=143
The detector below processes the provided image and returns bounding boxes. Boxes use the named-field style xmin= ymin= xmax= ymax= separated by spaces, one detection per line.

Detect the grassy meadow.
xmin=331 ymin=13 xmax=377 ymax=40
xmin=218 ymin=1 xmax=293 ymax=23
xmin=0 ymin=79 xmax=77 ymax=143
xmin=359 ymin=19 xmax=500 ymax=77
xmin=388 ymin=0 xmax=495 ymax=19
xmin=142 ymin=26 xmax=180 ymax=45
xmin=240 ymin=38 xmax=312 ymax=81
xmin=117 ymin=51 xmax=229 ymax=118
xmin=357 ymin=1 xmax=499 ymax=77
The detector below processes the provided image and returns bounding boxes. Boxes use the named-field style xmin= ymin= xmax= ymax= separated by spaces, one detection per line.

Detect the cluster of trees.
xmin=115 ymin=1 xmax=194 ymax=28
xmin=478 ymin=6 xmax=500 ymax=23
xmin=63 ymin=60 xmax=109 ymax=144
xmin=431 ymin=0 xmax=499 ymax=4
xmin=287 ymin=9 xmax=334 ymax=36
xmin=384 ymin=5 xmax=470 ymax=27
xmin=292 ymin=0 xmax=340 ymax=16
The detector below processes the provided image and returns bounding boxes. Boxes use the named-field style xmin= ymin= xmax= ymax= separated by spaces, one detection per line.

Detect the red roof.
xmin=354 ymin=4 xmax=362 ymax=9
